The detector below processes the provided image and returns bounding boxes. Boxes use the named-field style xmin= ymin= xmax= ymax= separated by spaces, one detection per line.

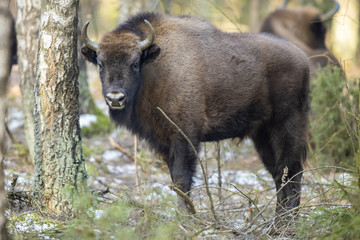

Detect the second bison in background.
xmin=260 ymin=0 xmax=341 ymax=76
xmin=81 ymin=12 xmax=310 ymax=216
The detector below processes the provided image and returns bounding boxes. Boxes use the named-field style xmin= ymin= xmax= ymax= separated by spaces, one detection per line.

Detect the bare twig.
xmin=5 ymin=121 xmax=16 ymax=143
xmin=231 ymin=184 xmax=265 ymax=221
xmin=108 ymin=137 xmax=133 ymax=161
xmin=169 ymin=185 xmax=196 ymax=215
xmin=157 ymin=107 xmax=218 ymax=223
xmin=134 ymin=135 xmax=140 ymax=192
xmin=216 ymin=142 xmax=223 ymax=202
xmin=205 ymin=0 xmax=242 ymax=32
xmin=250 ymin=166 xmax=356 ymax=226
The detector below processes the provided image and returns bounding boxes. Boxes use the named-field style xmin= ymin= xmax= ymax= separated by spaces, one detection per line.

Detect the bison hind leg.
xmin=251 ymin=115 xmax=307 ymax=220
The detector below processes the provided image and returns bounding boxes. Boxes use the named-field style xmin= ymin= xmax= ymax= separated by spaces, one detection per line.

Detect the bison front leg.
xmin=166 ymin=136 xmax=199 ymax=211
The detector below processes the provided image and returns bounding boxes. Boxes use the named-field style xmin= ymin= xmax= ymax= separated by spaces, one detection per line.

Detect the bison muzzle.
xmin=81 ymin=12 xmax=310 ymax=217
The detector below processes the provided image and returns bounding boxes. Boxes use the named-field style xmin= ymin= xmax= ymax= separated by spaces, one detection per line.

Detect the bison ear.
xmin=81 ymin=46 xmax=97 ymax=65
xmin=143 ymin=44 xmax=161 ymax=62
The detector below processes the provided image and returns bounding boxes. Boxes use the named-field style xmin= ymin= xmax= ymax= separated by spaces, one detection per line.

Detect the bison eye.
xmin=132 ymin=62 xmax=140 ymax=71
xmin=97 ymin=61 xmax=104 ymax=71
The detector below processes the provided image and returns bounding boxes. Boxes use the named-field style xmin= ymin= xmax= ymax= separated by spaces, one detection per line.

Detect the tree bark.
xmin=0 ymin=1 xmax=11 ymax=239
xmin=33 ymin=0 xmax=87 ymax=215
xmin=16 ymin=0 xmax=41 ymax=161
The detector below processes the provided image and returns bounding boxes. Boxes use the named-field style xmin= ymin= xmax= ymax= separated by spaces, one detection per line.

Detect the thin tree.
xmin=15 ymin=0 xmax=41 ymax=161
xmin=33 ymin=0 xmax=87 ymax=215
xmin=0 ymin=1 xmax=11 ymax=239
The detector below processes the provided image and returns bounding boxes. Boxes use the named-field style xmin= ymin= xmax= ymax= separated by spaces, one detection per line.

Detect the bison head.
xmin=81 ymin=20 xmax=160 ymax=112
xmin=261 ymin=0 xmax=339 ymax=51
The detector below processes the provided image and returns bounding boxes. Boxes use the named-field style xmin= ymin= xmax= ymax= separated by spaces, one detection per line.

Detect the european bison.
xmin=260 ymin=0 xmax=340 ymax=76
xmin=81 ymin=12 xmax=310 ymax=216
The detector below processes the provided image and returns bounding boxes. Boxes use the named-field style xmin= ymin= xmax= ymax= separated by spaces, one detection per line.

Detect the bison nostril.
xmin=106 ymin=92 xmax=126 ymax=102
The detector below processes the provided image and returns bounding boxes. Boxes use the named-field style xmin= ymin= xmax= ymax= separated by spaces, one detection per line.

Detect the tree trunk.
xmin=118 ymin=0 xmax=142 ymax=23
xmin=16 ymin=0 xmax=41 ymax=161
xmin=0 ymin=1 xmax=11 ymax=239
xmin=250 ymin=0 xmax=260 ymax=32
xmin=33 ymin=0 xmax=87 ymax=215
xmin=118 ymin=0 xmax=160 ymax=23
xmin=331 ymin=0 xmax=359 ymax=71
xmin=77 ymin=15 xmax=95 ymax=115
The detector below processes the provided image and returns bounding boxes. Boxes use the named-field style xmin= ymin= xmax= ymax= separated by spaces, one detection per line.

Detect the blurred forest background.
xmin=2 ymin=0 xmax=360 ymax=239
xmin=77 ymin=0 xmax=359 ymax=76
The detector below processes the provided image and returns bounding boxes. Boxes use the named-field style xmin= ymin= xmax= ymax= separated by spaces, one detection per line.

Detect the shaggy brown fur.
xmin=82 ymin=12 xmax=310 ymax=216
xmin=260 ymin=6 xmax=341 ymax=76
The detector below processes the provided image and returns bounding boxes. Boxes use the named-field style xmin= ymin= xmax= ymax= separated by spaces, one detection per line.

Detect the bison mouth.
xmin=108 ymin=102 xmax=125 ymax=110
xmin=105 ymin=99 xmax=125 ymax=110
xmin=105 ymin=91 xmax=126 ymax=110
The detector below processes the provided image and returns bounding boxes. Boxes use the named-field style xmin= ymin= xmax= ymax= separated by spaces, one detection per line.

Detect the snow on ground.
xmin=8 ymin=212 xmax=59 ymax=239
xmin=79 ymin=114 xmax=97 ymax=128
xmin=6 ymin=107 xmax=24 ymax=131
xmin=102 ymin=149 xmax=124 ymax=162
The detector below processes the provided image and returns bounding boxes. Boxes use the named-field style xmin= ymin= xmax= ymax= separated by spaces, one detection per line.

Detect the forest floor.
xmin=3 ymin=66 xmax=352 ymax=239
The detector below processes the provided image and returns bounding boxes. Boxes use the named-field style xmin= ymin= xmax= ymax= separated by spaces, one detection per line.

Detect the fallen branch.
xmin=108 ymin=137 xmax=133 ymax=161
xmin=169 ymin=185 xmax=197 ymax=215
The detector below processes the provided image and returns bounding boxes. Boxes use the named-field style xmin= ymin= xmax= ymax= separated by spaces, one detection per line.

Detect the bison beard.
xmin=81 ymin=12 xmax=310 ymax=218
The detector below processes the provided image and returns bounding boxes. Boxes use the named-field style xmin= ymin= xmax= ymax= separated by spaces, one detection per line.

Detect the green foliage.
xmin=297 ymin=170 xmax=360 ymax=239
xmin=81 ymin=102 xmax=113 ymax=137
xmin=310 ymin=65 xmax=358 ymax=167
xmin=61 ymin=190 xmax=187 ymax=240
xmin=64 ymin=197 xmax=136 ymax=239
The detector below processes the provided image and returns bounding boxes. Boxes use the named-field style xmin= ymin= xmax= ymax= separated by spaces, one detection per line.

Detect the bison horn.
xmin=320 ymin=0 xmax=340 ymax=22
xmin=280 ymin=0 xmax=291 ymax=9
xmin=81 ymin=21 xmax=99 ymax=52
xmin=139 ymin=20 xmax=155 ymax=51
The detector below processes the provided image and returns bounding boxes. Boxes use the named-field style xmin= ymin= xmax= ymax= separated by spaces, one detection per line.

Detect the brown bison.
xmin=260 ymin=0 xmax=340 ymax=75
xmin=81 ymin=12 xmax=310 ymax=216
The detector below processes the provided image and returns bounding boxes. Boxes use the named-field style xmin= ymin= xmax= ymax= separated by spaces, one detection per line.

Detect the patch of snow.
xmin=7 ymin=108 xmax=24 ymax=119
xmin=95 ymin=209 xmax=106 ymax=220
xmin=150 ymin=183 xmax=177 ymax=198
xmin=225 ymin=151 xmax=233 ymax=160
xmin=107 ymin=164 xmax=137 ymax=175
xmin=4 ymin=170 xmax=31 ymax=190
xmin=162 ymin=185 xmax=177 ymax=197
xmin=92 ymin=140 xmax=104 ymax=146
xmin=102 ymin=150 xmax=123 ymax=162
xmin=8 ymin=119 xmax=24 ymax=131
xmin=146 ymin=192 xmax=161 ymax=201
xmin=10 ymin=212 xmax=57 ymax=234
xmin=194 ymin=169 xmax=273 ymax=191
xmin=6 ymin=107 xmax=25 ymax=130
xmin=79 ymin=114 xmax=97 ymax=128
xmin=95 ymin=100 xmax=108 ymax=116
xmin=89 ymin=155 xmax=96 ymax=163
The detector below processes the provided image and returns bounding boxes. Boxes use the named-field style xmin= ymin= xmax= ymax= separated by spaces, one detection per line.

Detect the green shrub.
xmin=310 ymin=65 xmax=358 ymax=167
xmin=81 ymin=102 xmax=114 ymax=137
xmin=297 ymin=169 xmax=360 ymax=239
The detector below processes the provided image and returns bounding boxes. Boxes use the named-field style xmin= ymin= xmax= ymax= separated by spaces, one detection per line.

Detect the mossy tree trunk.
xmin=33 ymin=0 xmax=87 ymax=215
xmin=16 ymin=0 xmax=41 ymax=161
xmin=0 ymin=1 xmax=11 ymax=239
